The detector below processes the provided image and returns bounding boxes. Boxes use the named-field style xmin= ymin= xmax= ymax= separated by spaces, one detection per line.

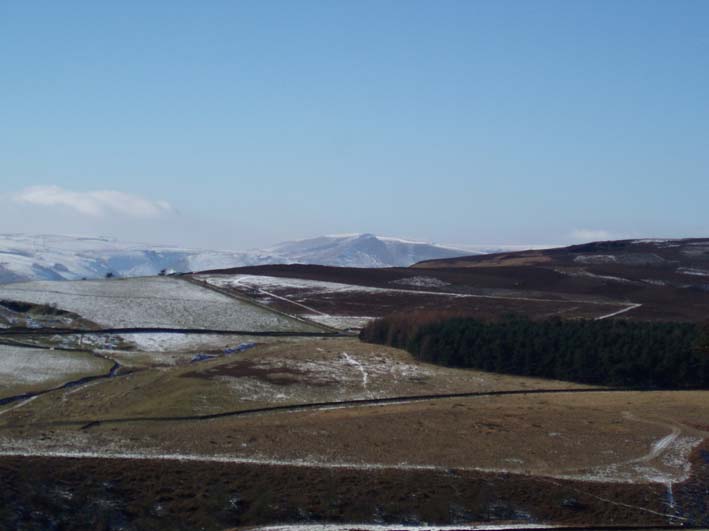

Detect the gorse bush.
xmin=360 ymin=312 xmax=709 ymax=389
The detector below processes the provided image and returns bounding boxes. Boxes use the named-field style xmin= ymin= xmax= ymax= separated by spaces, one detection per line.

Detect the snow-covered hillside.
xmin=263 ymin=233 xmax=471 ymax=268
xmin=0 ymin=233 xmax=473 ymax=283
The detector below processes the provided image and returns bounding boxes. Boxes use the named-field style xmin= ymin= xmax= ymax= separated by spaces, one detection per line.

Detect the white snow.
xmin=307 ymin=315 xmax=375 ymax=330
xmin=560 ymin=412 xmax=704 ymax=485
xmin=557 ymin=269 xmax=638 ymax=285
xmin=677 ymin=267 xmax=709 ymax=277
xmin=573 ymin=255 xmax=618 ymax=264
xmin=390 ymin=276 xmax=451 ymax=288
xmin=219 ymin=349 xmax=433 ymax=403
xmin=117 ymin=332 xmax=263 ymax=352
xmin=595 ymin=303 xmax=642 ymax=320
xmin=341 ymin=352 xmax=369 ymax=394
xmin=0 ymin=277 xmax=318 ymax=332
xmin=0 ymin=345 xmax=105 ymax=387
xmin=0 ymin=233 xmax=477 ymax=284
xmin=202 ymin=274 xmax=390 ymax=295
xmin=201 ymin=274 xmax=634 ymax=327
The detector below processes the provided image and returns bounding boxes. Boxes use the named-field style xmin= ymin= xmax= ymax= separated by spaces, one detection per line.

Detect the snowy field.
xmin=117 ymin=332 xmax=271 ymax=353
xmin=199 ymin=273 xmax=392 ymax=296
xmin=198 ymin=274 xmax=395 ymax=329
xmin=307 ymin=315 xmax=375 ymax=329
xmin=0 ymin=345 xmax=109 ymax=395
xmin=0 ymin=277 xmax=321 ymax=332
xmin=198 ymin=274 xmax=464 ymax=329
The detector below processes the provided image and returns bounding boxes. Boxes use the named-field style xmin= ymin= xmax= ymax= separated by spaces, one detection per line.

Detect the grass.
xmin=1 ymin=337 xmax=706 ymax=486
xmin=0 ymin=344 xmax=113 ymax=398
xmin=0 ymin=276 xmax=324 ymax=332
xmin=0 ymin=336 xmax=707 ymax=528
xmin=1 ymin=338 xmax=593 ymax=421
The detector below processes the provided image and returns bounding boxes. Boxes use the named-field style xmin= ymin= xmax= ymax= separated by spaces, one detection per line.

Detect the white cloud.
xmin=13 ymin=185 xmax=173 ymax=218
xmin=570 ymin=229 xmax=615 ymax=242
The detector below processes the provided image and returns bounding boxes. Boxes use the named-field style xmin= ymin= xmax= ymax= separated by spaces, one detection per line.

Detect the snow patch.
xmin=0 ymin=345 xmax=104 ymax=387
xmin=0 ymin=277 xmax=317 ymax=332
xmin=678 ymin=267 xmax=709 ymax=277
xmin=390 ymin=276 xmax=451 ymax=289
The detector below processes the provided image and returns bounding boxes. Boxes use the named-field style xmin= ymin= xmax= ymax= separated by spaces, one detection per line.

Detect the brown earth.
xmin=195 ymin=238 xmax=709 ymax=322
xmin=192 ymin=273 xmax=626 ymax=324
xmin=3 ymin=449 xmax=706 ymax=531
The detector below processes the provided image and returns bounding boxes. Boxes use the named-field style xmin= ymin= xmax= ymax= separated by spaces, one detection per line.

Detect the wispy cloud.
xmin=570 ymin=228 xmax=614 ymax=242
xmin=13 ymin=185 xmax=173 ymax=218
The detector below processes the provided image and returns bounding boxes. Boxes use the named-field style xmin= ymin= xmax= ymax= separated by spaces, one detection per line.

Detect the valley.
xmin=1 ymin=239 xmax=708 ymax=529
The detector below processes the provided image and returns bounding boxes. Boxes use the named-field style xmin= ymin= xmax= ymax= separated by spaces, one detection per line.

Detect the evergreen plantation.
xmin=360 ymin=313 xmax=709 ymax=389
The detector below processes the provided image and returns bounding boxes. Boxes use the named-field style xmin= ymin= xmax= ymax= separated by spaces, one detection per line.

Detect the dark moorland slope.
xmin=197 ymin=238 xmax=709 ymax=321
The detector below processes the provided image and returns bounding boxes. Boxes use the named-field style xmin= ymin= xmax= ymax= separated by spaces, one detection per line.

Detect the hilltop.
xmin=198 ymin=238 xmax=709 ymax=322
xmin=0 ymin=233 xmax=477 ymax=283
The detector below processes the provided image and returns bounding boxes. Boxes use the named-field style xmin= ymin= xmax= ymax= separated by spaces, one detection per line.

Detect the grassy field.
xmin=1 ymin=271 xmax=707 ymax=529
xmin=0 ymin=338 xmax=706 ymax=488
xmin=0 ymin=338 xmax=591 ymax=421
xmin=0 ymin=277 xmax=324 ymax=332
xmin=0 ymin=344 xmax=113 ymax=398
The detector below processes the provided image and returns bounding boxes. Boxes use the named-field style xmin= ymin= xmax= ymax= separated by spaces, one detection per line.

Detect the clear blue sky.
xmin=1 ymin=0 xmax=707 ymax=249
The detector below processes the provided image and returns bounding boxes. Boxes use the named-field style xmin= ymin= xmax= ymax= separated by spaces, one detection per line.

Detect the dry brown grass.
xmin=0 ymin=338 xmax=591 ymax=423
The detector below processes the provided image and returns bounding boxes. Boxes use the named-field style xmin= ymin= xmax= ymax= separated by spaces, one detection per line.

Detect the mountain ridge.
xmin=0 ymin=233 xmax=482 ymax=283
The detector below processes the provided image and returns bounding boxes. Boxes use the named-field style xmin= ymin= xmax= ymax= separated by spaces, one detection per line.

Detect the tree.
xmin=105 ymin=272 xmax=114 ymax=279
xmin=698 ymin=322 xmax=709 ymax=353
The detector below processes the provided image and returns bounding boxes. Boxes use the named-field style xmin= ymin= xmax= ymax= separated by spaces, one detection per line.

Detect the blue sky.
xmin=1 ymin=0 xmax=707 ymax=249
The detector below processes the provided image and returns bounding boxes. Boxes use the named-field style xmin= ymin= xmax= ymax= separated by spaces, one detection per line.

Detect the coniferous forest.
xmin=360 ymin=313 xmax=709 ymax=389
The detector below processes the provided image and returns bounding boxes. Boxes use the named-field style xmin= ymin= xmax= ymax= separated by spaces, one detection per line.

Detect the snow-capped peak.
xmin=0 ymin=233 xmax=472 ymax=283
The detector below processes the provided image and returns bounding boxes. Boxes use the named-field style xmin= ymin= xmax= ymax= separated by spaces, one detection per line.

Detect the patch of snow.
xmin=0 ymin=277 xmax=317 ymax=332
xmin=307 ymin=315 xmax=375 ymax=330
xmin=642 ymin=279 xmax=667 ymax=286
xmin=116 ymin=332 xmax=265 ymax=353
xmin=557 ymin=269 xmax=637 ymax=284
xmin=573 ymin=255 xmax=618 ymax=264
xmin=0 ymin=345 xmax=105 ymax=387
xmin=390 ymin=276 xmax=451 ymax=289
xmin=341 ymin=352 xmax=369 ymax=394
xmin=677 ymin=267 xmax=709 ymax=277
xmin=202 ymin=274 xmax=388 ymax=295
xmin=0 ymin=233 xmax=484 ymax=284
xmin=595 ymin=303 xmax=642 ymax=320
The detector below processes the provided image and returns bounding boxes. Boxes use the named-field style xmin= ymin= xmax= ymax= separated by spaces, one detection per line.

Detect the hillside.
xmin=198 ymin=238 xmax=709 ymax=322
xmin=0 ymin=233 xmax=473 ymax=283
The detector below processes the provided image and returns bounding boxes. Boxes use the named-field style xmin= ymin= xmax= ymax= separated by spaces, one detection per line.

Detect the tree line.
xmin=360 ymin=312 xmax=709 ymax=389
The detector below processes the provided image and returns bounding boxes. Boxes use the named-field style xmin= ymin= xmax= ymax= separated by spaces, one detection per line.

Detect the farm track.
xmin=595 ymin=303 xmax=643 ymax=320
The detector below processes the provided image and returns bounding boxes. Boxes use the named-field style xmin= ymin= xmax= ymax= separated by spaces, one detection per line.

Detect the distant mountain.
xmin=264 ymin=233 xmax=471 ymax=268
xmin=0 ymin=233 xmax=474 ymax=283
